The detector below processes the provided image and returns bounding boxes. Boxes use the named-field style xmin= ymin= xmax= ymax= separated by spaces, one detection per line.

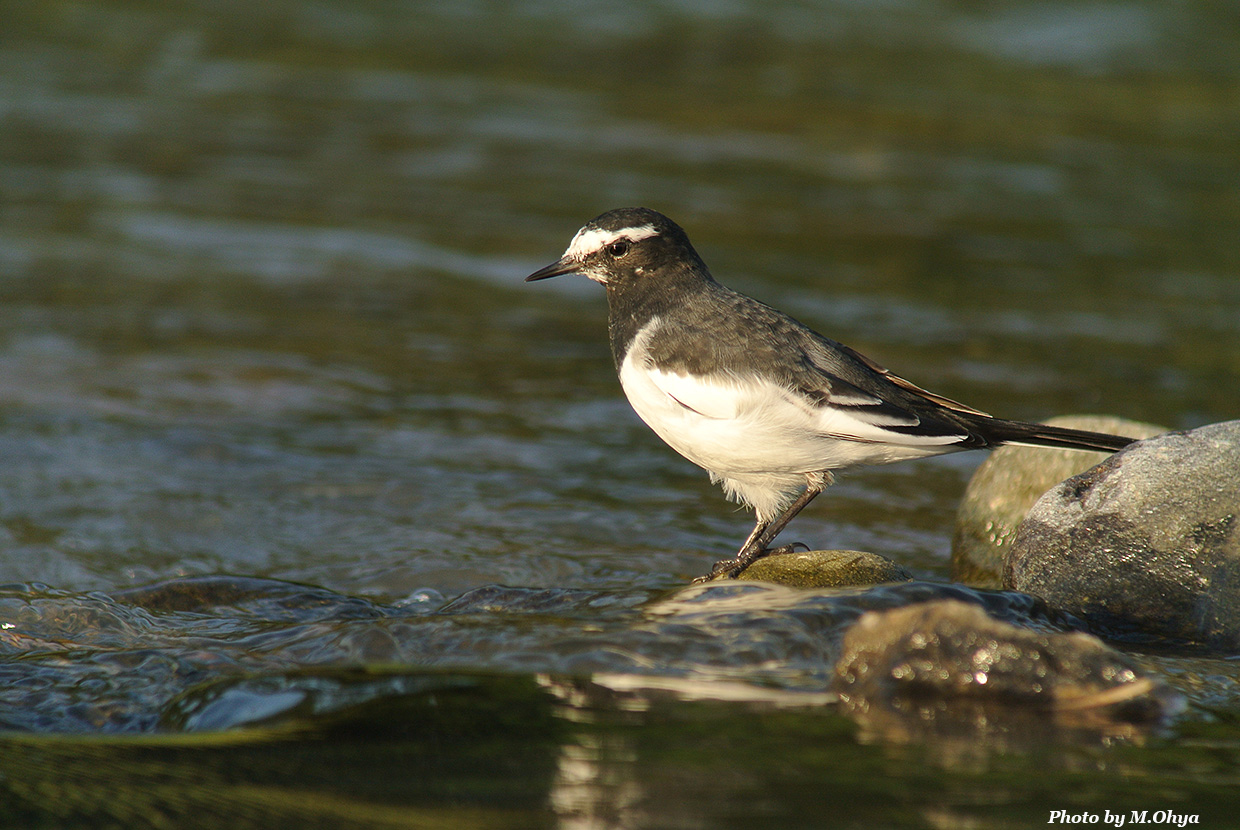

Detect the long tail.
xmin=975 ymin=418 xmax=1137 ymax=453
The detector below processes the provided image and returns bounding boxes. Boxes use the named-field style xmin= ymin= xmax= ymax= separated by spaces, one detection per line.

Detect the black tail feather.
xmin=978 ymin=418 xmax=1137 ymax=453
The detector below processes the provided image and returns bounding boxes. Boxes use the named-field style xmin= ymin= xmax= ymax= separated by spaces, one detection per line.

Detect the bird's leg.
xmin=694 ymin=475 xmax=828 ymax=582
xmin=691 ymin=519 xmax=771 ymax=584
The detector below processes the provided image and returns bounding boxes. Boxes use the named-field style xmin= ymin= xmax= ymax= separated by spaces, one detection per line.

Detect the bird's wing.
xmin=792 ymin=337 xmax=984 ymax=444
xmin=638 ymin=292 xmax=986 ymax=445
xmin=833 ymin=342 xmax=991 ymax=418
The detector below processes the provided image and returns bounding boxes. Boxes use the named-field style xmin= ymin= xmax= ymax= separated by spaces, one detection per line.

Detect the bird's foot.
xmin=691 ymin=542 xmax=810 ymax=583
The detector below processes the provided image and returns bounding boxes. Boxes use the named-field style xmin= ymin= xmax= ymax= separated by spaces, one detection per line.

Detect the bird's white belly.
xmin=617 ymin=345 xmax=959 ymax=519
xmin=621 ymin=364 xmax=808 ymax=473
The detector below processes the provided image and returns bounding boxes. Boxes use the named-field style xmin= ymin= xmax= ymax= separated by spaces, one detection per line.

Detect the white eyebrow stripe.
xmin=564 ymin=224 xmax=659 ymax=260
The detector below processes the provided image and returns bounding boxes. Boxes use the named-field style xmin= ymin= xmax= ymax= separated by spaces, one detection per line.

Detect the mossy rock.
xmin=732 ymin=549 xmax=911 ymax=588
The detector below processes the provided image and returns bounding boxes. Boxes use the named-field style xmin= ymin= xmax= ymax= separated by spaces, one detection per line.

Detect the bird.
xmin=525 ymin=207 xmax=1135 ymax=582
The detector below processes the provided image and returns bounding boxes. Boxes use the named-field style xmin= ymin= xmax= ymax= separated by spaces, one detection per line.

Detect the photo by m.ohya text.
xmin=1048 ymin=811 xmax=1199 ymax=827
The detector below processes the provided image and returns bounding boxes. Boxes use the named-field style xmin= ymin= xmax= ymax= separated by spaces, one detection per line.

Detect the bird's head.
xmin=526 ymin=207 xmax=707 ymax=289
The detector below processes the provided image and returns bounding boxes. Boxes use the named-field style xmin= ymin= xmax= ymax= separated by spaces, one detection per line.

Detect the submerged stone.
xmin=833 ymin=600 xmax=1180 ymax=736
xmin=1005 ymin=420 xmax=1240 ymax=649
xmin=952 ymin=415 xmax=1166 ymax=587
xmin=732 ymin=549 xmax=911 ymax=588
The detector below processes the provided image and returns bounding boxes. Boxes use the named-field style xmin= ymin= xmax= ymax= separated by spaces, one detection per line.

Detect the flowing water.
xmin=1 ymin=1 xmax=1239 ymax=827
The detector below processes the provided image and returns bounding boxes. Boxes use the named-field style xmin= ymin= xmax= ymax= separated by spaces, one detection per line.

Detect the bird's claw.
xmin=691 ymin=542 xmax=811 ymax=583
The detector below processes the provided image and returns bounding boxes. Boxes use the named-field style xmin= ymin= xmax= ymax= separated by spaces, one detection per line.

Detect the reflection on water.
xmin=2 ymin=0 xmax=1239 ymax=826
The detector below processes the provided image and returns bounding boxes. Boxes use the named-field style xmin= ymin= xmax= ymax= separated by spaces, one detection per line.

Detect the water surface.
xmin=2 ymin=1 xmax=1238 ymax=827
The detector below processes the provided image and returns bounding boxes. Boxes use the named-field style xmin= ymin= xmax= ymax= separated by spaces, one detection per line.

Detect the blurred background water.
xmin=1 ymin=1 xmax=1238 ymax=827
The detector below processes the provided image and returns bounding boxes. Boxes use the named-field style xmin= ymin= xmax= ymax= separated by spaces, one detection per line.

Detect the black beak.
xmin=525 ymin=257 xmax=579 ymax=282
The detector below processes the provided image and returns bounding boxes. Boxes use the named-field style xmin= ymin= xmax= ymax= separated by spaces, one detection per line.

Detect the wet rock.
xmin=833 ymin=600 xmax=1181 ymax=741
xmin=952 ymin=415 xmax=1166 ymax=586
xmin=732 ymin=549 xmax=912 ymax=588
xmin=1005 ymin=420 xmax=1240 ymax=649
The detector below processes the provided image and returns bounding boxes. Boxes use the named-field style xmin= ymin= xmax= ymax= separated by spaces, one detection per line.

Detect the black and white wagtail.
xmin=526 ymin=207 xmax=1134 ymax=581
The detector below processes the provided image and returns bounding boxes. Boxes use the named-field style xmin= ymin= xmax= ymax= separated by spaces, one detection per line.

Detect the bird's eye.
xmin=606 ymin=240 xmax=631 ymax=258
